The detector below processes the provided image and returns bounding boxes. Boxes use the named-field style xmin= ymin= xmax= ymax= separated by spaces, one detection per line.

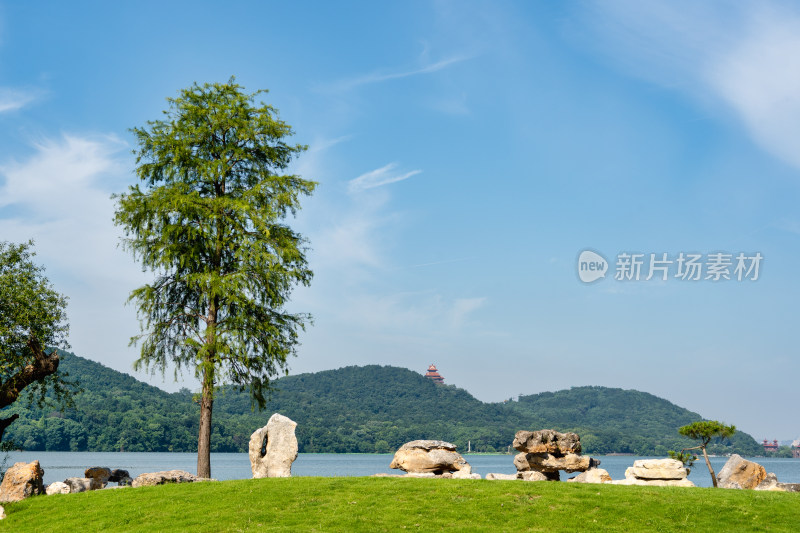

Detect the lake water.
xmin=6 ymin=452 xmax=800 ymax=489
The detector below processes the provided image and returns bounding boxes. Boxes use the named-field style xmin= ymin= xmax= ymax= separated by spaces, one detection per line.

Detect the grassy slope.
xmin=2 ymin=478 xmax=798 ymax=532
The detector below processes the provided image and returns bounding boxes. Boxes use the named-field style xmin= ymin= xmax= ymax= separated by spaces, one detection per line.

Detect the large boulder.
xmin=131 ymin=470 xmax=202 ymax=488
xmin=45 ymin=481 xmax=71 ymax=495
xmin=64 ymin=478 xmax=94 ymax=493
xmin=627 ymin=459 xmax=688 ymax=480
xmin=249 ymin=413 xmax=299 ymax=478
xmin=513 ymin=452 xmax=592 ymax=473
xmin=567 ymin=468 xmax=612 ymax=484
xmin=513 ymin=429 xmax=581 ymax=455
xmin=0 ymin=461 xmax=45 ymax=503
xmin=390 ymin=440 xmax=471 ymax=475
xmin=717 ymin=455 xmax=767 ymax=490
xmin=85 ymin=467 xmax=112 ymax=489
xmin=110 ymin=469 xmax=132 ymax=486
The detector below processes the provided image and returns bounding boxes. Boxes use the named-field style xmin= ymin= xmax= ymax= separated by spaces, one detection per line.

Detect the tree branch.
xmin=0 ymin=334 xmax=60 ymax=409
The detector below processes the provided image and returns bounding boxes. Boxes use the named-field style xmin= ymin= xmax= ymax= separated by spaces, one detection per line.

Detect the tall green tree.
xmin=0 ymin=240 xmax=71 ymax=445
xmin=114 ymin=78 xmax=315 ymax=478
xmin=675 ymin=420 xmax=735 ymax=487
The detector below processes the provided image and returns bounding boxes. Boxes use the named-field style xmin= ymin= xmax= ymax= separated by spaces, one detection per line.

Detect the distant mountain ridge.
xmin=2 ymin=351 xmax=761 ymax=455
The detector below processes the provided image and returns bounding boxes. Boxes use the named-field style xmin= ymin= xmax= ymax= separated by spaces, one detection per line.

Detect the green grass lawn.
xmin=2 ymin=477 xmax=798 ymax=532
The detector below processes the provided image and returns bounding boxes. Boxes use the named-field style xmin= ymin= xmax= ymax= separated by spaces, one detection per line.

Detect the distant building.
xmin=792 ymin=440 xmax=800 ymax=459
xmin=762 ymin=439 xmax=779 ymax=453
xmin=424 ymin=364 xmax=444 ymax=385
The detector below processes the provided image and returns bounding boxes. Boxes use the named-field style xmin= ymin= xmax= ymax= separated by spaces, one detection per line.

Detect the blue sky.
xmin=1 ymin=0 xmax=799 ymax=442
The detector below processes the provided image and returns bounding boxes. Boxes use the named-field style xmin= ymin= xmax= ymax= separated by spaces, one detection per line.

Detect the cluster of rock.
xmin=388 ymin=440 xmax=480 ymax=479
xmin=0 ymin=460 xmax=211 ymax=506
xmin=611 ymin=458 xmax=694 ymax=487
xmin=248 ymin=413 xmax=298 ymax=478
xmin=718 ymin=454 xmax=799 ymax=492
xmin=492 ymin=429 xmax=607 ymax=482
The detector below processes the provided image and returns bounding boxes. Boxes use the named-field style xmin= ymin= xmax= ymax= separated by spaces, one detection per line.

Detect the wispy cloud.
xmin=0 ymin=87 xmax=39 ymax=113
xmin=323 ymin=55 xmax=471 ymax=92
xmin=0 ymin=133 xmax=151 ymax=383
xmin=348 ymin=162 xmax=421 ymax=193
xmin=581 ymin=0 xmax=800 ymax=171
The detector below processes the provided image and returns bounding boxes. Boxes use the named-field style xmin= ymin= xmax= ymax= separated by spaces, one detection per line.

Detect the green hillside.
xmin=2 ymin=351 xmax=761 ymax=455
xmin=507 ymin=386 xmax=759 ymax=455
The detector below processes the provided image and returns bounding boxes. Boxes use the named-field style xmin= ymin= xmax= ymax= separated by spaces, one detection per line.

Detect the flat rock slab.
xmin=131 ymin=470 xmax=206 ymax=488
xmin=513 ymin=430 xmax=582 ymax=455
xmin=718 ymin=454 xmax=767 ymax=490
xmin=396 ymin=440 xmax=457 ymax=452
xmin=514 ymin=452 xmax=591 ymax=473
xmin=628 ymin=459 xmax=688 ymax=480
xmin=0 ymin=461 xmax=45 ymax=503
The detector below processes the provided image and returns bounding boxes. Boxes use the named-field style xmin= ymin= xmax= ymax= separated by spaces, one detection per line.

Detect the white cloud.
xmin=348 ymin=162 xmax=421 ymax=193
xmin=0 ymin=87 xmax=39 ymax=113
xmin=0 ymin=134 xmax=151 ymax=384
xmin=323 ymin=55 xmax=471 ymax=92
xmin=582 ymin=0 xmax=800 ymax=171
xmin=707 ymin=9 xmax=800 ymax=169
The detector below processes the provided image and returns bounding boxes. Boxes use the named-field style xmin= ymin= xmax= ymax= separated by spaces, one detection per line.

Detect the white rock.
xmin=249 ymin=413 xmax=299 ymax=478
xmin=486 ymin=473 xmax=519 ymax=481
xmin=46 ymin=481 xmax=71 ymax=495
xmin=627 ymin=459 xmax=688 ymax=480
xmin=567 ymin=468 xmax=612 ymax=484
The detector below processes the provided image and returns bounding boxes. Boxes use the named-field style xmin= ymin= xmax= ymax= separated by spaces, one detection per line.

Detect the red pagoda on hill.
xmin=763 ymin=439 xmax=779 ymax=453
xmin=425 ymin=364 xmax=444 ymax=385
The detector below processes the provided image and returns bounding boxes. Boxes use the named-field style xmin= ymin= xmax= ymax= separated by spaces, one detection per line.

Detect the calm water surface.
xmin=6 ymin=451 xmax=799 ymax=489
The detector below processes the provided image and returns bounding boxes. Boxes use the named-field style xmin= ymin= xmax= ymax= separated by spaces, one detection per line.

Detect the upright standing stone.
xmin=0 ymin=461 xmax=45 ymax=502
xmin=249 ymin=413 xmax=299 ymax=478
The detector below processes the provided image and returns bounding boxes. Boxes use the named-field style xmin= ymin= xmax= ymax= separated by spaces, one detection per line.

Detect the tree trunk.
xmin=197 ymin=372 xmax=213 ymax=479
xmin=701 ymin=446 xmax=717 ymax=487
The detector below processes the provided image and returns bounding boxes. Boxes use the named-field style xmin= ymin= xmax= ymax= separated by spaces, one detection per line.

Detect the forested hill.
xmin=3 ymin=352 xmax=761 ymax=456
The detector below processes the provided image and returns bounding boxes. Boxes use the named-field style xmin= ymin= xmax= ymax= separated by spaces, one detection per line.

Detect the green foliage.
xmin=4 ymin=477 xmax=800 ymax=532
xmin=676 ymin=420 xmax=736 ymax=488
xmin=766 ymin=446 xmax=795 ymax=459
xmin=113 ymin=77 xmax=315 ymax=404
xmin=507 ymin=386 xmax=759 ymax=456
xmin=678 ymin=420 xmax=736 ymax=445
xmin=4 ymin=354 xmax=764 ymax=456
xmin=0 ymin=240 xmax=75 ymax=444
xmin=667 ymin=450 xmax=697 ymax=473
xmin=114 ymin=78 xmax=315 ymax=475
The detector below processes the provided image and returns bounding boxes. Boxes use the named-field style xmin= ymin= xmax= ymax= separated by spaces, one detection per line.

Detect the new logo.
xmin=577 ymin=250 xmax=608 ymax=283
